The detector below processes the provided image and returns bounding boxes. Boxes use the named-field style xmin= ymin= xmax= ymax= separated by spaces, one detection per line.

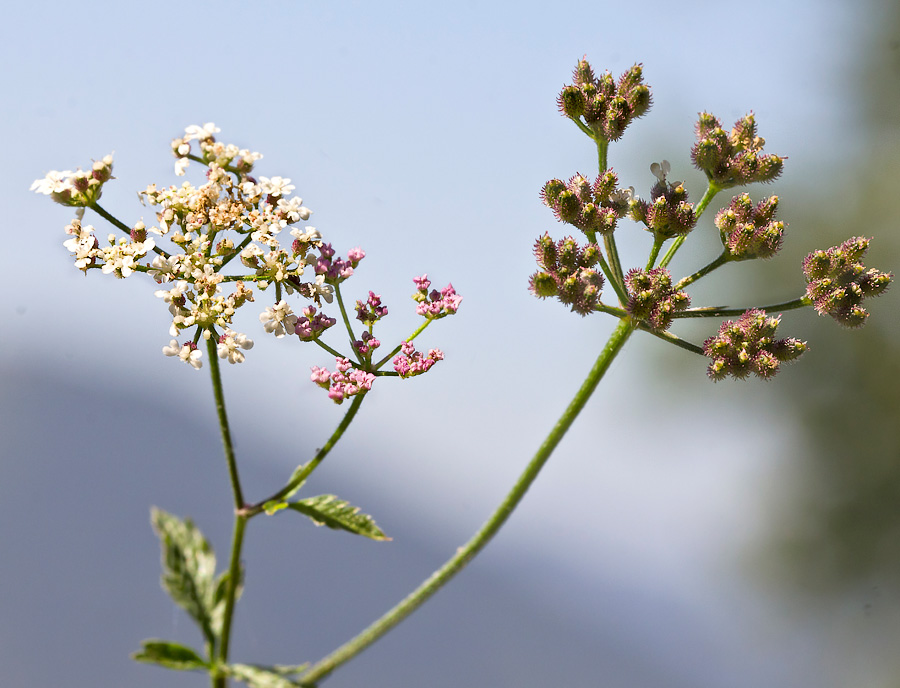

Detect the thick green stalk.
xmin=206 ymin=338 xmax=245 ymax=509
xmin=213 ymin=514 xmax=247 ymax=688
xmin=299 ymin=317 xmax=636 ymax=685
xmin=205 ymin=337 xmax=249 ymax=688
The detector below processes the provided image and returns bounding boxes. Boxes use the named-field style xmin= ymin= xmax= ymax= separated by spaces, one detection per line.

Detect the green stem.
xmin=333 ymin=283 xmax=356 ymax=348
xmin=595 ymin=302 xmax=628 ymax=318
xmin=603 ymin=234 xmax=625 ymax=288
xmin=299 ymin=317 xmax=636 ymax=686
xmin=373 ymin=319 xmax=432 ymax=370
xmin=658 ymin=183 xmax=719 ymax=269
xmin=206 ymin=337 xmax=245 ymax=510
xmin=314 ymin=338 xmax=345 ymax=360
xmin=242 ymin=393 xmax=367 ymax=517
xmin=675 ymin=250 xmax=730 ymax=290
xmin=213 ymin=514 xmax=247 ymax=688
xmin=570 ymin=116 xmax=596 ymax=139
xmin=218 ymin=235 xmax=254 ymax=270
xmin=673 ymin=296 xmax=811 ymax=319
xmin=593 ymin=250 xmax=629 ymax=307
xmin=637 ymin=326 xmax=704 ymax=355
xmin=645 ymin=235 xmax=665 ymax=271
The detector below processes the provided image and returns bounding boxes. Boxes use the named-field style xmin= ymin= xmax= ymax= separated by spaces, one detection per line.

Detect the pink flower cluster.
xmin=315 ymin=244 xmax=365 ymax=284
xmin=355 ymin=291 xmax=389 ymax=324
xmin=393 ymin=341 xmax=444 ymax=378
xmin=295 ymin=305 xmax=336 ymax=341
xmin=310 ymin=357 xmax=376 ymax=404
xmin=353 ymin=331 xmax=381 ymax=357
xmin=412 ymin=275 xmax=463 ymax=319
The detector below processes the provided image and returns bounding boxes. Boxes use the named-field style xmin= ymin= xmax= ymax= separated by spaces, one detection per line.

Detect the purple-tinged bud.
xmin=130 ymin=221 xmax=147 ymax=243
xmin=695 ymin=112 xmax=722 ymax=138
xmin=580 ymin=80 xmax=600 ymax=115
xmin=629 ymin=198 xmax=649 ymax=225
xmin=555 ymin=189 xmax=581 ymax=224
xmin=541 ymin=179 xmax=567 ymax=207
xmin=534 ymin=233 xmax=557 ymax=268
xmin=72 ymin=175 xmax=90 ymax=193
xmin=594 ymin=170 xmax=618 ymax=198
xmin=529 ymin=271 xmax=559 ymax=298
xmin=573 ymin=58 xmax=596 ymax=85
xmin=627 ymin=84 xmax=652 ymax=120
xmin=619 ymin=64 xmax=652 ymax=120
xmin=703 ymin=309 xmax=807 ymax=381
xmin=604 ymin=95 xmax=630 ymax=141
xmin=557 ymin=85 xmax=586 ymax=118
xmin=753 ymin=154 xmax=784 ymax=183
xmin=568 ymin=173 xmax=593 ymax=202
xmin=347 ymin=247 xmax=365 ymax=266
xmin=558 ymin=236 xmax=580 ymax=269
xmin=581 ymin=244 xmax=602 ymax=266
xmin=803 ymin=237 xmax=893 ymax=327
xmin=730 ymin=114 xmax=761 ymax=149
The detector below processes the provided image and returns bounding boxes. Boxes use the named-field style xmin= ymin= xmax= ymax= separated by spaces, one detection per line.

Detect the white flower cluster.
xmin=35 ymin=124 xmax=338 ymax=371
xmin=170 ymin=122 xmax=263 ymax=178
xmin=31 ymin=155 xmax=114 ymax=207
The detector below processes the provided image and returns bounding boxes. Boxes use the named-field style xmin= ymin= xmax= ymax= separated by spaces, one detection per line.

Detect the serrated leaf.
xmin=287 ymin=495 xmax=390 ymax=541
xmin=151 ymin=508 xmax=218 ymax=645
xmin=131 ymin=639 xmax=209 ymax=671
xmin=225 ymin=663 xmax=308 ymax=688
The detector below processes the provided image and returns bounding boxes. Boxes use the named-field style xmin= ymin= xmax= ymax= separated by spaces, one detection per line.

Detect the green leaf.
xmin=287 ymin=495 xmax=390 ymax=541
xmin=150 ymin=507 xmax=218 ymax=645
xmin=131 ymin=639 xmax=209 ymax=671
xmin=225 ymin=663 xmax=309 ymax=688
xmin=283 ymin=463 xmax=309 ymax=500
xmin=263 ymin=500 xmax=288 ymax=515
xmin=211 ymin=563 xmax=244 ymax=639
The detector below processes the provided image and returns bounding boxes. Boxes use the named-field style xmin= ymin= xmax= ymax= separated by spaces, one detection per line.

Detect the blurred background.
xmin=2 ymin=1 xmax=898 ymax=686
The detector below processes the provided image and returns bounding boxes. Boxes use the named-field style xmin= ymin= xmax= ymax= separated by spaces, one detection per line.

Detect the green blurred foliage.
xmin=767 ymin=1 xmax=900 ymax=593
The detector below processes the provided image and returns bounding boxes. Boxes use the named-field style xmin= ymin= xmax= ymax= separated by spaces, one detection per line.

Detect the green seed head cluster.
xmin=529 ymin=234 xmax=605 ymax=316
xmin=703 ymin=309 xmax=807 ymax=381
xmin=803 ymin=237 xmax=892 ymax=328
xmin=691 ymin=113 xmax=784 ymax=188
xmin=541 ymin=170 xmax=632 ymax=237
xmin=715 ymin=193 xmax=784 ymax=260
xmin=556 ymin=60 xmax=651 ymax=141
xmin=624 ymin=267 xmax=690 ymax=331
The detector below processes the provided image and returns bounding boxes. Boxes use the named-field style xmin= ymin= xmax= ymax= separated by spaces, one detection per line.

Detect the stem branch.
xmin=299 ymin=318 xmax=636 ymax=685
